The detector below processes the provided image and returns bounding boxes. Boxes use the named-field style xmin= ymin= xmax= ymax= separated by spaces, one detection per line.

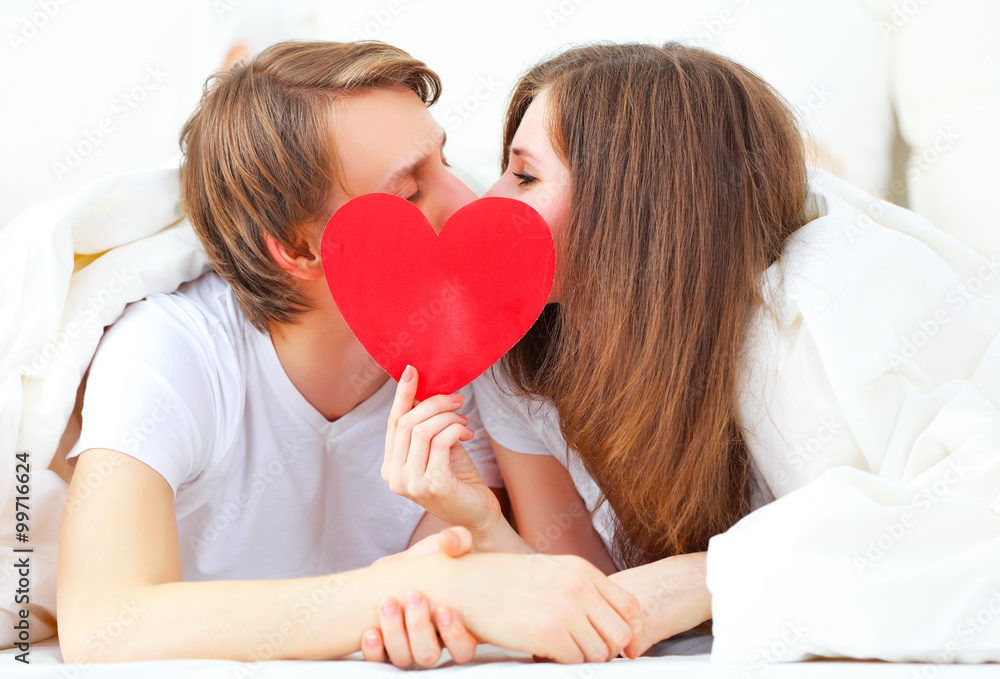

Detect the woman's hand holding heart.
xmin=382 ymin=365 xmax=506 ymax=544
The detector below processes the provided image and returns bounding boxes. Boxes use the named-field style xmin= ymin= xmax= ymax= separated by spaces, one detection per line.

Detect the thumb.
xmin=438 ymin=526 xmax=473 ymax=558
xmin=401 ymin=364 xmax=420 ymax=404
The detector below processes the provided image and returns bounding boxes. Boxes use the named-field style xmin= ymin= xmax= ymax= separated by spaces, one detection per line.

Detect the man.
xmin=57 ymin=41 xmax=640 ymax=666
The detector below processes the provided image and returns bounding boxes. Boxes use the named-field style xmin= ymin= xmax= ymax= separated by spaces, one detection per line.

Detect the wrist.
xmin=655 ymin=553 xmax=712 ymax=639
xmin=468 ymin=509 xmax=519 ymax=552
xmin=379 ymin=551 xmax=461 ymax=602
xmin=397 ymin=551 xmax=477 ymax=615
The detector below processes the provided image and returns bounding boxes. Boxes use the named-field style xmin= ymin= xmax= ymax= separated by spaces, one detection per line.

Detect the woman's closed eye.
xmin=512 ymin=171 xmax=537 ymax=188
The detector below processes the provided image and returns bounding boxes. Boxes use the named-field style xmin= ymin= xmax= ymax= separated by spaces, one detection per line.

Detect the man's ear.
xmin=265 ymin=232 xmax=324 ymax=281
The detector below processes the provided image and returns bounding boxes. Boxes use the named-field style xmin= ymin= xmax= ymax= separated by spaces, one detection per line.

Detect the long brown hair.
xmin=500 ymin=43 xmax=808 ymax=567
xmin=179 ymin=40 xmax=441 ymax=334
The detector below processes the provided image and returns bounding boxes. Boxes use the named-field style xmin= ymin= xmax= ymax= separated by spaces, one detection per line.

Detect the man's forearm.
xmin=61 ymin=556 xmax=448 ymax=663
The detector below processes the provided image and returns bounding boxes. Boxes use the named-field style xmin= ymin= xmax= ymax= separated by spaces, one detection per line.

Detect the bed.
xmin=6 ymin=633 xmax=999 ymax=678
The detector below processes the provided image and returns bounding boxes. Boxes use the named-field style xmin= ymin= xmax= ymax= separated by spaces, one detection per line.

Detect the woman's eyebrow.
xmin=511 ymin=147 xmax=539 ymax=163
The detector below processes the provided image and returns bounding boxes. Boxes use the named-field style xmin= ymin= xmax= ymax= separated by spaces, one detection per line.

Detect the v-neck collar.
xmin=252 ymin=328 xmax=395 ymax=440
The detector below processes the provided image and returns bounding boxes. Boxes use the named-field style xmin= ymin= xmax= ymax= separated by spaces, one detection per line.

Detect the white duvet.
xmin=709 ymin=170 xmax=1000 ymax=663
xmin=0 ymin=158 xmax=210 ymax=648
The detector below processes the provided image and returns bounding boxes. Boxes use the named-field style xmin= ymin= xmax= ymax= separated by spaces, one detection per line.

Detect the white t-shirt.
xmin=474 ymin=169 xmax=1000 ymax=663
xmin=472 ymin=370 xmax=619 ymax=553
xmin=68 ymin=271 xmax=500 ymax=582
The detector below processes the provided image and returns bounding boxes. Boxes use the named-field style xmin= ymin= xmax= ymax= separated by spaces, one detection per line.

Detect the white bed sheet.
xmin=2 ymin=635 xmax=997 ymax=678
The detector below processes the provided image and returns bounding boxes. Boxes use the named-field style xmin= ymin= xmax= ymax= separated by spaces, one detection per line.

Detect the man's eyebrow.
xmin=384 ymin=128 xmax=448 ymax=190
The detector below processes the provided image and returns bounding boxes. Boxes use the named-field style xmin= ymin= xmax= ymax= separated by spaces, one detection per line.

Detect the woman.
xmin=373 ymin=42 xmax=1000 ymax=665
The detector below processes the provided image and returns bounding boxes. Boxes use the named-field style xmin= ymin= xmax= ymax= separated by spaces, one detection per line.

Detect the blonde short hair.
xmin=179 ymin=40 xmax=441 ymax=333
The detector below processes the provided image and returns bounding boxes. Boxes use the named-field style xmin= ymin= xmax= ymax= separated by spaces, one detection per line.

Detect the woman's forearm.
xmin=609 ymin=551 xmax=712 ymax=656
xmin=471 ymin=510 xmax=617 ymax=577
xmin=469 ymin=510 xmax=536 ymax=554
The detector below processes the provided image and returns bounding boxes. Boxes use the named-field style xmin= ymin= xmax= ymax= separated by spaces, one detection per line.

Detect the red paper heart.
xmin=322 ymin=194 xmax=554 ymax=400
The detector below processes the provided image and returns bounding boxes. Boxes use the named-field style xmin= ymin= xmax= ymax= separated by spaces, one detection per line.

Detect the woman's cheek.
xmin=542 ymin=194 xmax=569 ymax=305
xmin=542 ymin=192 xmax=570 ymax=242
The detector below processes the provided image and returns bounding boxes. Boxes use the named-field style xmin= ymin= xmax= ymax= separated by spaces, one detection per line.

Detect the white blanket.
xmin=0 ymin=158 xmax=210 ymax=647
xmin=709 ymin=170 xmax=1000 ymax=663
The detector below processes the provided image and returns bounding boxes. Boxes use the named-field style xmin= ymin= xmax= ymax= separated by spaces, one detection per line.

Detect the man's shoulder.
xmin=113 ymin=271 xmax=251 ymax=345
xmin=96 ymin=271 xmax=257 ymax=384
xmin=74 ymin=272 xmax=253 ymax=496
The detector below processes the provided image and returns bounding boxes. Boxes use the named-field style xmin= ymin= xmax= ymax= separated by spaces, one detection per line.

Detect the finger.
xmin=624 ymin=618 xmax=657 ymax=659
xmin=424 ymin=423 xmax=475 ymax=484
xmin=378 ymin=598 xmax=413 ymax=668
xmin=579 ymin=585 xmax=633 ymax=661
xmin=384 ymin=365 xmax=419 ymax=476
xmin=622 ymin=611 xmax=647 ymax=660
xmin=572 ymin=615 xmax=612 ymax=663
xmin=418 ymin=422 xmax=474 ymax=495
xmin=390 ymin=393 xmax=465 ymax=475
xmin=403 ymin=414 xmax=470 ymax=479
xmin=400 ymin=532 xmax=446 ymax=560
xmin=403 ymin=592 xmax=442 ymax=668
xmin=588 ymin=570 xmax=644 ymax=656
xmin=438 ymin=526 xmax=473 ymax=558
xmin=525 ymin=612 xmax=585 ymax=665
xmin=544 ymin=633 xmax=586 ymax=665
xmin=435 ymin=606 xmax=478 ymax=664
xmin=360 ymin=629 xmax=387 ymax=663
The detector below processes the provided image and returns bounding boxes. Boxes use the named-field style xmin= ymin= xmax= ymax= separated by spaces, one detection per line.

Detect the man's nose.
xmin=426 ymin=168 xmax=478 ymax=233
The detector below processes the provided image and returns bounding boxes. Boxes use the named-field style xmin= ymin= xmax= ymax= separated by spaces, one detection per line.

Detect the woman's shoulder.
xmin=471 ymin=365 xmax=561 ymax=456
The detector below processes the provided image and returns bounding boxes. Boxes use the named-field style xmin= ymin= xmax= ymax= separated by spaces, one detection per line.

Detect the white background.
xmin=1 ymin=0 xmax=997 ymax=255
